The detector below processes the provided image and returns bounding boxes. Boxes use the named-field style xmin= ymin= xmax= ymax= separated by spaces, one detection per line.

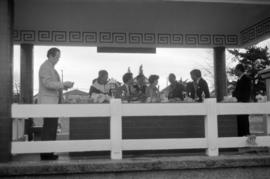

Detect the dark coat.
xmin=232 ymin=74 xmax=251 ymax=136
xmin=232 ymin=74 xmax=251 ymax=102
xmin=133 ymin=84 xmax=147 ymax=95
xmin=168 ymin=82 xmax=185 ymax=100
xmin=186 ymin=78 xmax=210 ymax=102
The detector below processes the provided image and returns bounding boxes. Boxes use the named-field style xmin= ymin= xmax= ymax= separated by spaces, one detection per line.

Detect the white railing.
xmin=11 ymin=98 xmax=270 ymax=159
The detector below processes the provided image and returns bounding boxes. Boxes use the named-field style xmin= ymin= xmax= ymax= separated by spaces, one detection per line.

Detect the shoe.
xmin=40 ymin=153 xmax=59 ymax=160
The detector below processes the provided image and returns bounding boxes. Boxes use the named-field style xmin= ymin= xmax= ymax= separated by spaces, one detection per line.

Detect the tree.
xmin=228 ymin=46 xmax=270 ymax=101
xmin=13 ymin=82 xmax=21 ymax=103
xmin=196 ymin=49 xmax=237 ymax=95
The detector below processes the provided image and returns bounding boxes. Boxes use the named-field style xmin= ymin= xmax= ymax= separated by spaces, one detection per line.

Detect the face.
xmin=153 ymin=79 xmax=158 ymax=86
xmin=50 ymin=51 xmax=61 ymax=66
xmin=100 ymin=74 xmax=108 ymax=84
xmin=169 ymin=75 xmax=176 ymax=84
xmin=137 ymin=76 xmax=144 ymax=85
xmin=127 ymin=78 xmax=134 ymax=85
xmin=190 ymin=74 xmax=196 ymax=81
xmin=234 ymin=69 xmax=241 ymax=77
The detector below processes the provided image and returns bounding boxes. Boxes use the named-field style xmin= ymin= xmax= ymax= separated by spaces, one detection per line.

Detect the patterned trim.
xmin=21 ymin=30 xmax=35 ymax=42
xmin=69 ymin=31 xmax=83 ymax=42
xmin=213 ymin=34 xmax=226 ymax=46
xmin=14 ymin=30 xmax=239 ymax=47
xmin=240 ymin=17 xmax=270 ymax=44
xmin=83 ymin=32 xmax=97 ymax=43
xmin=129 ymin=33 xmax=143 ymax=44
xmin=185 ymin=34 xmax=199 ymax=45
xmin=38 ymin=31 xmax=52 ymax=42
xmin=199 ymin=34 xmax=211 ymax=45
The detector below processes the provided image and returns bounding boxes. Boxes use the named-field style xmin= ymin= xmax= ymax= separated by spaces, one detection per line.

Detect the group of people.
xmin=88 ymin=67 xmax=210 ymax=103
xmin=38 ymin=47 xmax=252 ymax=160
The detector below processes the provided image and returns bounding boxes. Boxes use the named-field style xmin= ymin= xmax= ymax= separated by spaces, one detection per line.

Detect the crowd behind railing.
xmin=30 ymin=47 xmax=267 ymax=160
xmin=80 ymin=66 xmax=211 ymax=104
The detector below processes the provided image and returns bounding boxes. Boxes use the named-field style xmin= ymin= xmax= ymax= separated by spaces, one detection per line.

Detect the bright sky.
xmin=13 ymin=46 xmax=214 ymax=94
xmin=13 ymin=39 xmax=269 ymax=95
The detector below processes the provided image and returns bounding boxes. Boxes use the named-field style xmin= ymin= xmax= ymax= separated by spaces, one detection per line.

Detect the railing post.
xmin=110 ymin=99 xmax=122 ymax=159
xmin=204 ymin=98 xmax=219 ymax=156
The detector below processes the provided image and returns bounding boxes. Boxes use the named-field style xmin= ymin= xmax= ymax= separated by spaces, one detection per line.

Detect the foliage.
xmin=228 ymin=46 xmax=270 ymax=100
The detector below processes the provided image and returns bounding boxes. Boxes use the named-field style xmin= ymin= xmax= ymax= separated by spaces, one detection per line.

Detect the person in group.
xmin=38 ymin=47 xmax=74 ymax=160
xmin=132 ymin=65 xmax=147 ymax=101
xmin=89 ymin=70 xmax=111 ymax=103
xmin=232 ymin=64 xmax=251 ymax=136
xmin=133 ymin=74 xmax=147 ymax=101
xmin=117 ymin=72 xmax=135 ymax=102
xmin=145 ymin=74 xmax=160 ymax=102
xmin=167 ymin=73 xmax=185 ymax=101
xmin=186 ymin=69 xmax=210 ymax=102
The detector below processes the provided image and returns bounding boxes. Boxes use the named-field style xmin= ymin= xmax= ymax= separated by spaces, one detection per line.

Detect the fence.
xmin=11 ymin=98 xmax=270 ymax=159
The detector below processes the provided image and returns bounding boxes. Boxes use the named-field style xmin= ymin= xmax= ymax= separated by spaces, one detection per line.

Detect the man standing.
xmin=232 ymin=64 xmax=251 ymax=136
xmin=39 ymin=47 xmax=73 ymax=160
xmin=187 ymin=69 xmax=210 ymax=102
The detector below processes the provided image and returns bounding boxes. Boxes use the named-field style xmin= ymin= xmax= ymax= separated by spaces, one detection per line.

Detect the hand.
xmin=63 ymin=81 xmax=74 ymax=90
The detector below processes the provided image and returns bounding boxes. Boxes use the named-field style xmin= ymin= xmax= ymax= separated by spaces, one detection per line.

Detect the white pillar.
xmin=204 ymin=98 xmax=219 ymax=156
xmin=110 ymin=99 xmax=122 ymax=159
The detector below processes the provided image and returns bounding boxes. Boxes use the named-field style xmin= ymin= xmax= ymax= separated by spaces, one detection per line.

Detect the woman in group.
xmin=145 ymin=74 xmax=160 ymax=103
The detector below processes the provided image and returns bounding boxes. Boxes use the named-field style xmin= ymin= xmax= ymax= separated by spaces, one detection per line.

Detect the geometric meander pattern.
xmin=13 ymin=30 xmax=239 ymax=46
xmin=240 ymin=17 xmax=270 ymax=44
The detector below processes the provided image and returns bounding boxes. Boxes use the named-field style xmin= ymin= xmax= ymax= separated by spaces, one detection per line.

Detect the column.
xmin=214 ymin=47 xmax=227 ymax=102
xmin=20 ymin=44 xmax=34 ymax=140
xmin=0 ymin=0 xmax=14 ymax=162
xmin=20 ymin=44 xmax=33 ymax=104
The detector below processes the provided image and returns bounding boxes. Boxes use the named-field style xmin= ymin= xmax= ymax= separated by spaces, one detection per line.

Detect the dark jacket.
xmin=168 ymin=82 xmax=185 ymax=100
xmin=133 ymin=84 xmax=147 ymax=95
xmin=232 ymin=74 xmax=251 ymax=102
xmin=186 ymin=78 xmax=210 ymax=102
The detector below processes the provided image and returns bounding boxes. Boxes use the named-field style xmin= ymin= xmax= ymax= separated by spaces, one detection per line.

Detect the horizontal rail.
xmin=12 ymin=136 xmax=270 ymax=154
xmin=11 ymin=140 xmax=111 ymax=154
xmin=122 ymin=103 xmax=207 ymax=116
xmin=12 ymin=102 xmax=270 ymax=119
xmin=12 ymin=103 xmax=207 ymax=119
xmin=218 ymin=136 xmax=270 ymax=148
xmin=217 ymin=102 xmax=270 ymax=115
xmin=12 ymin=104 xmax=110 ymax=118
xmin=123 ymin=138 xmax=207 ymax=150
xmin=10 ymin=99 xmax=270 ymax=159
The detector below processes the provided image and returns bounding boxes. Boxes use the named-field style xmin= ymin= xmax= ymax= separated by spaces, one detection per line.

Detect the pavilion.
xmin=1 ymin=0 xmax=270 ymax=163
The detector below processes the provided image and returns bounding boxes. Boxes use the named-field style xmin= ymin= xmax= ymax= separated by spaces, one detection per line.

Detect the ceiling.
xmin=13 ymin=0 xmax=270 ymax=47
